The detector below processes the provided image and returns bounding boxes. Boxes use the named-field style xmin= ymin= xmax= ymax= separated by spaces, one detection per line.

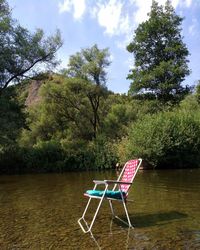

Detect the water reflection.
xmin=89 ymin=220 xmax=133 ymax=250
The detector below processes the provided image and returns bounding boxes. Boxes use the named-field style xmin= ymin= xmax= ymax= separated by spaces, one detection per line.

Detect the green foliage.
xmin=38 ymin=76 xmax=108 ymax=141
xmin=103 ymin=103 xmax=132 ymax=139
xmin=125 ymin=109 xmax=200 ymax=168
xmin=88 ymin=136 xmax=118 ymax=170
xmin=0 ymin=88 xmax=25 ymax=153
xmin=0 ymin=0 xmax=62 ymax=92
xmin=22 ymin=140 xmax=65 ymax=173
xmin=196 ymin=80 xmax=200 ymax=104
xmin=19 ymin=137 xmax=117 ymax=173
xmin=16 ymin=74 xmax=118 ymax=172
xmin=0 ymin=1 xmax=198 ymax=173
xmin=102 ymin=97 xmax=166 ymax=139
xmin=127 ymin=0 xmax=190 ymax=103
xmin=0 ymin=88 xmax=26 ymax=174
xmin=64 ymin=44 xmax=111 ymax=86
xmin=179 ymin=93 xmax=200 ymax=112
xmin=62 ymin=44 xmax=111 ymax=138
xmin=0 ymin=146 xmax=24 ymax=174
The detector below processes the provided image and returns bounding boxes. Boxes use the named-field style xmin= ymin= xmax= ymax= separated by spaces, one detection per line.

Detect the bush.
xmin=88 ymin=136 xmax=118 ymax=170
xmin=23 ymin=140 xmax=65 ymax=173
xmin=61 ymin=136 xmax=118 ymax=170
xmin=0 ymin=146 xmax=25 ymax=174
xmin=125 ymin=110 xmax=200 ymax=168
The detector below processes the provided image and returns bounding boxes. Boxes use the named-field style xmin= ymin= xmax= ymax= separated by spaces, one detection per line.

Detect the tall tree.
xmin=0 ymin=0 xmax=62 ymax=94
xmin=127 ymin=0 xmax=190 ymax=103
xmin=66 ymin=44 xmax=110 ymax=85
xmin=64 ymin=44 xmax=111 ymax=138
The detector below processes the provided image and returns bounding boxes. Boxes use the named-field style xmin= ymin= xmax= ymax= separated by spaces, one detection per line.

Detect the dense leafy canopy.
xmin=127 ymin=0 xmax=190 ymax=103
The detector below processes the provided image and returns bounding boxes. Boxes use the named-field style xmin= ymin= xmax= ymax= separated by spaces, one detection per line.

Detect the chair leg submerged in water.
xmin=78 ymin=158 xmax=142 ymax=233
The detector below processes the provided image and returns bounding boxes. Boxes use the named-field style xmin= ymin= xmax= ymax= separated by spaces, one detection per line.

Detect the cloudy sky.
xmin=7 ymin=0 xmax=200 ymax=93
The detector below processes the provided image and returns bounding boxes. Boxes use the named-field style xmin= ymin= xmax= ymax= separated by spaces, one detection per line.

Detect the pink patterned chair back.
xmin=119 ymin=159 xmax=140 ymax=194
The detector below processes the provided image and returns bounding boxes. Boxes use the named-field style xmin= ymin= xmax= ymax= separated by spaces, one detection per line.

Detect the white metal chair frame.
xmin=78 ymin=158 xmax=142 ymax=233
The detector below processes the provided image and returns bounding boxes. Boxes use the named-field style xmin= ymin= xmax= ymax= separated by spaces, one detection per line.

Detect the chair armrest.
xmin=104 ymin=180 xmax=132 ymax=185
xmin=93 ymin=179 xmax=132 ymax=185
xmin=93 ymin=180 xmax=107 ymax=184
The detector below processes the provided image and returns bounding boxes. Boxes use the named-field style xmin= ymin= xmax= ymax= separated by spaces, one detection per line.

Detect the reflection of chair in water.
xmin=78 ymin=158 xmax=142 ymax=233
xmin=90 ymin=219 xmax=133 ymax=250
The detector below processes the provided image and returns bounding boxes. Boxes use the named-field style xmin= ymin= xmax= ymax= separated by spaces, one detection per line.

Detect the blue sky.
xmin=7 ymin=0 xmax=200 ymax=93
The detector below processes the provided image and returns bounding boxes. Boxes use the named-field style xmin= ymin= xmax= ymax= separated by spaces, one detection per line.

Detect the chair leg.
xmin=109 ymin=200 xmax=115 ymax=217
xmin=78 ymin=197 xmax=92 ymax=232
xmin=112 ymin=200 xmax=133 ymax=228
xmin=78 ymin=195 xmax=105 ymax=233
xmin=122 ymin=200 xmax=133 ymax=228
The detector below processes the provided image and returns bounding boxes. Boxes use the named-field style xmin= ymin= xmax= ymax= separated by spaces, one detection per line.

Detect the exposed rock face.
xmin=25 ymin=80 xmax=43 ymax=107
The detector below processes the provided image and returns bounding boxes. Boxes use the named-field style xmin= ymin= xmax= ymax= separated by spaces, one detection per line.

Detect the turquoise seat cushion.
xmin=86 ymin=190 xmax=126 ymax=199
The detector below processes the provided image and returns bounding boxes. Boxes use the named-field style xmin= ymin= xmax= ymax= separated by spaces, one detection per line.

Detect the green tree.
xmin=0 ymin=0 xmax=62 ymax=94
xmin=127 ymin=0 xmax=190 ymax=103
xmin=63 ymin=44 xmax=111 ymax=138
xmin=40 ymin=77 xmax=96 ymax=141
xmin=19 ymin=75 xmax=107 ymax=146
xmin=65 ymin=44 xmax=110 ymax=85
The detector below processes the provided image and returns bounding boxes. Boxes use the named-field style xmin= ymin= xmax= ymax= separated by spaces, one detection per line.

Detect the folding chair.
xmin=78 ymin=158 xmax=142 ymax=233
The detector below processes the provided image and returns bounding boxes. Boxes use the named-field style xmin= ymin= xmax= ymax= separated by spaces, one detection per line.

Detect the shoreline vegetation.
xmin=1 ymin=0 xmax=200 ymax=174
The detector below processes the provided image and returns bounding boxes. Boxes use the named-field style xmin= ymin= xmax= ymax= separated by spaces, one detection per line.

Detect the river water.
xmin=0 ymin=169 xmax=199 ymax=249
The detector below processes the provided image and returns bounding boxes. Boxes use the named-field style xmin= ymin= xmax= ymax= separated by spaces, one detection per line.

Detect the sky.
xmin=7 ymin=0 xmax=200 ymax=93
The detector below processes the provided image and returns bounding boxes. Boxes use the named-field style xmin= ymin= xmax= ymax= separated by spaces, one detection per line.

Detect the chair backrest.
xmin=118 ymin=158 xmax=142 ymax=195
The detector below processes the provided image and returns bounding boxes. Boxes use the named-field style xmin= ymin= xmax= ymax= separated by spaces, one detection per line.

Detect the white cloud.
xmin=58 ymin=0 xmax=193 ymax=51
xmin=95 ymin=0 xmax=123 ymax=36
xmin=58 ymin=0 xmax=71 ymax=13
xmin=91 ymin=0 xmax=193 ymax=41
xmin=90 ymin=0 xmax=135 ymax=43
xmin=58 ymin=0 xmax=193 ymax=33
xmin=58 ymin=0 xmax=86 ymax=20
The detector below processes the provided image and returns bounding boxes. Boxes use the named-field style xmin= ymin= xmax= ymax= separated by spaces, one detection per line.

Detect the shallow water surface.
xmin=0 ymin=169 xmax=200 ymax=249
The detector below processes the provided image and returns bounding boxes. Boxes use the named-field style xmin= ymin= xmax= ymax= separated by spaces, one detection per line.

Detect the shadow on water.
xmin=114 ymin=211 xmax=188 ymax=228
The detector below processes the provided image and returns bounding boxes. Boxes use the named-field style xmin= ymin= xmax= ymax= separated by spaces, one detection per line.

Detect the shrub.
xmin=125 ymin=110 xmax=200 ymax=168
xmin=23 ymin=140 xmax=65 ymax=173
xmin=88 ymin=136 xmax=118 ymax=170
xmin=0 ymin=146 xmax=25 ymax=174
xmin=61 ymin=136 xmax=118 ymax=170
